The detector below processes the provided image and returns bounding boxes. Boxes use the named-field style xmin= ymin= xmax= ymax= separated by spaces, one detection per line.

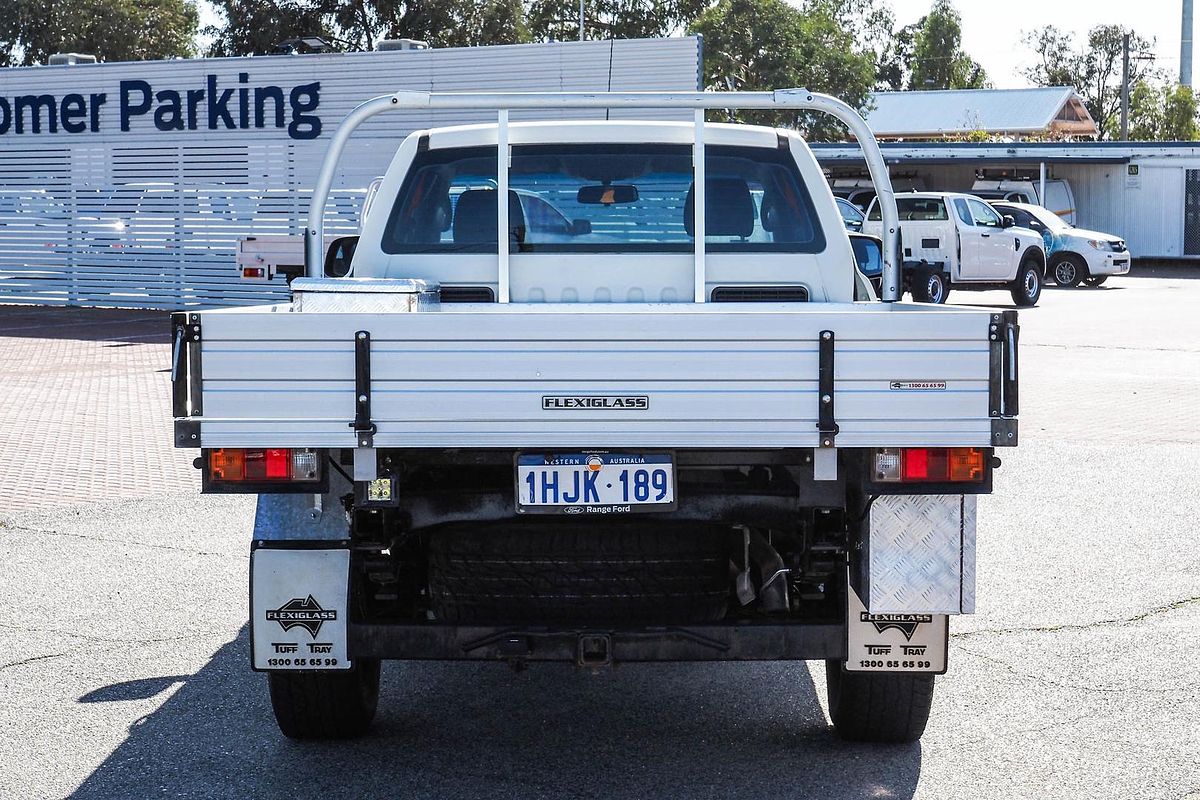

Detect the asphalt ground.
xmin=1 ymin=269 xmax=1198 ymax=800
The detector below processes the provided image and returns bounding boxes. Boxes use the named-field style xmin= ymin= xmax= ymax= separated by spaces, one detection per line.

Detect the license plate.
xmin=516 ymin=452 xmax=676 ymax=514
xmin=845 ymin=581 xmax=948 ymax=674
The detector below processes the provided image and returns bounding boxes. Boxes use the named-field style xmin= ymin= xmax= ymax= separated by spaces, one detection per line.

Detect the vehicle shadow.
xmin=0 ymin=306 xmax=170 ymax=343
xmin=1131 ymin=262 xmax=1200 ymax=279
xmin=72 ymin=628 xmax=922 ymax=800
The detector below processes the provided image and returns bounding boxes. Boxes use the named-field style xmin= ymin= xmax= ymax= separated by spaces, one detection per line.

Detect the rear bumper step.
xmin=348 ymin=622 xmax=845 ymax=663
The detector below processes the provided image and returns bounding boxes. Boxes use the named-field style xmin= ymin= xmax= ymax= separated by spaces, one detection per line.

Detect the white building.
xmin=0 ymin=37 xmax=701 ymax=309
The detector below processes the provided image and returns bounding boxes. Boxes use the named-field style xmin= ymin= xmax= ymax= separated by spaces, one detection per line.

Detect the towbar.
xmin=305 ymin=89 xmax=901 ymax=301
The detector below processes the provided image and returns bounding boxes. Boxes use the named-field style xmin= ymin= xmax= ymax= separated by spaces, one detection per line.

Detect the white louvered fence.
xmin=0 ymin=37 xmax=701 ymax=309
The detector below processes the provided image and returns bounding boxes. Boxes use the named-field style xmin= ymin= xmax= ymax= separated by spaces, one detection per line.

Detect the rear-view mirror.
xmin=570 ymin=219 xmax=592 ymax=235
xmin=1001 ymin=215 xmax=1015 ymax=228
xmin=849 ymin=234 xmax=883 ymax=277
xmin=324 ymin=235 xmax=359 ymax=278
xmin=577 ymin=184 xmax=639 ymax=205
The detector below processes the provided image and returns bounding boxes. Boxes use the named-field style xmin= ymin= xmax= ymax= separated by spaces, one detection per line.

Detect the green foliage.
xmin=0 ymin=0 xmax=198 ymax=66
xmin=1126 ymin=81 xmax=1199 ymax=141
xmin=205 ymin=0 xmax=529 ymax=56
xmin=908 ymin=0 xmax=986 ymax=90
xmin=526 ymin=0 xmax=708 ymax=42
xmin=689 ymin=0 xmax=875 ymax=139
xmin=1023 ymin=24 xmax=1159 ymax=140
xmin=204 ymin=0 xmax=334 ymax=57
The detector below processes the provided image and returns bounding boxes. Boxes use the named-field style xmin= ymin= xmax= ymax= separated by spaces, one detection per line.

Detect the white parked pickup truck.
xmin=170 ymin=90 xmax=1019 ymax=745
xmin=865 ymin=192 xmax=1047 ymax=306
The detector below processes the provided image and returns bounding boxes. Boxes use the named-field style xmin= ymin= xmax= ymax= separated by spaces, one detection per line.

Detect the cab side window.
xmin=953 ymin=199 xmax=973 ymax=226
xmin=967 ymin=198 xmax=1002 ymax=228
xmin=1015 ymin=210 xmax=1042 ymax=231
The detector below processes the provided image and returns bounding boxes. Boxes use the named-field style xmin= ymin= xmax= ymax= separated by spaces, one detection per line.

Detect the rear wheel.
xmin=1010 ymin=258 xmax=1043 ymax=307
xmin=825 ymin=660 xmax=935 ymax=743
xmin=1084 ymin=275 xmax=1108 ymax=287
xmin=1051 ymin=255 xmax=1086 ymax=288
xmin=912 ymin=270 xmax=949 ymax=304
xmin=268 ymin=659 xmax=381 ymax=740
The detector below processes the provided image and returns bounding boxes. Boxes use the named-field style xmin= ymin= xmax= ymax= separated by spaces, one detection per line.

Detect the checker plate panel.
xmin=868 ymin=494 xmax=976 ymax=614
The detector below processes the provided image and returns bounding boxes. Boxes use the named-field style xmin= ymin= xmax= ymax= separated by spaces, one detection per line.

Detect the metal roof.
xmin=809 ymin=140 xmax=1200 ymax=167
xmin=864 ymin=86 xmax=1098 ymax=138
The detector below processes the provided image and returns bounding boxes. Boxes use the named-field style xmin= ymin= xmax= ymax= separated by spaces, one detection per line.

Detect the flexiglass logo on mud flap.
xmin=266 ymin=595 xmax=337 ymax=638
xmin=860 ymin=612 xmax=934 ymax=641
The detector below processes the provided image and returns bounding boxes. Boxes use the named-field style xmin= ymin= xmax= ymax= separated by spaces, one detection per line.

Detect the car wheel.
xmin=268 ymin=659 xmax=381 ymax=740
xmin=825 ymin=660 xmax=935 ymax=743
xmin=1010 ymin=258 xmax=1043 ymax=307
xmin=1051 ymin=255 xmax=1085 ymax=288
xmin=912 ymin=271 xmax=949 ymax=304
xmin=1083 ymin=275 xmax=1108 ymax=287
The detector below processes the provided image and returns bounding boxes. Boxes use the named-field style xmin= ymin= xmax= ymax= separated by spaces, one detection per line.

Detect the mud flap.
xmin=250 ymin=544 xmax=351 ymax=671
xmin=845 ymin=577 xmax=948 ymax=674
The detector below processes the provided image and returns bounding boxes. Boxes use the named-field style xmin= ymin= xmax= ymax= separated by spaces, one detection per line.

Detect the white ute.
xmin=865 ymin=191 xmax=1047 ymax=306
xmin=170 ymin=90 xmax=1020 ymax=744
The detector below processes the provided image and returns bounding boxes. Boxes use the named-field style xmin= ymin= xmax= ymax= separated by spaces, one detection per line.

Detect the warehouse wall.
xmin=0 ymin=38 xmax=701 ymax=309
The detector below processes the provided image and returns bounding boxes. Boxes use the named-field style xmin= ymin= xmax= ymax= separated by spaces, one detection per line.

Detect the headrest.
xmin=452 ymin=189 xmax=526 ymax=245
xmin=684 ymin=178 xmax=755 ymax=238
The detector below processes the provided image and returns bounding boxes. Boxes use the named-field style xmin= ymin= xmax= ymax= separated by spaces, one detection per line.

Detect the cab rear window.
xmin=380 ymin=143 xmax=826 ymax=254
xmin=867 ymin=197 xmax=948 ymax=221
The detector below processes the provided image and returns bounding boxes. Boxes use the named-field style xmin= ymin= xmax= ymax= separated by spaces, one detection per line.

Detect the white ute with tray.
xmin=171 ymin=89 xmax=1020 ymax=744
xmin=865 ymin=191 xmax=1047 ymax=306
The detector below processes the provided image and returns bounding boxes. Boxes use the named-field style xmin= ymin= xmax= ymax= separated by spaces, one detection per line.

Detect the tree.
xmin=526 ymin=0 xmax=708 ymax=42
xmin=1127 ymin=81 xmax=1199 ymax=141
xmin=1023 ymin=24 xmax=1159 ymax=140
xmin=205 ymin=0 xmax=529 ymax=56
xmin=204 ymin=0 xmax=335 ymax=57
xmin=0 ymin=0 xmax=197 ymax=66
xmin=875 ymin=20 xmax=919 ymax=91
xmin=689 ymin=0 xmax=875 ymax=139
xmin=908 ymin=0 xmax=986 ymax=90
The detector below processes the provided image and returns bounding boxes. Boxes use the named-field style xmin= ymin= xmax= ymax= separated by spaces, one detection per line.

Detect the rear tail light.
xmin=209 ymin=448 xmax=321 ymax=483
xmin=873 ymin=448 xmax=985 ymax=483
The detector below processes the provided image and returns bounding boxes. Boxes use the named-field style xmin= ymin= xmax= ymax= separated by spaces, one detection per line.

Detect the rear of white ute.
xmin=170 ymin=90 xmax=1019 ymax=744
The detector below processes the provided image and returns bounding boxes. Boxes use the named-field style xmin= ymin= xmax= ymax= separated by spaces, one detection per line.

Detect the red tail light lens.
xmin=875 ymin=448 xmax=985 ymax=483
xmin=208 ymin=448 xmax=321 ymax=483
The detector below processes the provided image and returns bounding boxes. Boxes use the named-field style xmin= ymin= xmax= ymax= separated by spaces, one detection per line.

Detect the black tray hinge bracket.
xmin=350 ymin=330 xmax=376 ymax=447
xmin=175 ymin=418 xmax=201 ymax=447
xmin=817 ymin=329 xmax=838 ymax=448
xmin=988 ymin=311 xmax=1020 ymax=447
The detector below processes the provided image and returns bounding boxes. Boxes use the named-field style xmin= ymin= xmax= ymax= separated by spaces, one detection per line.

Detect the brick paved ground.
xmin=0 ymin=306 xmax=197 ymax=511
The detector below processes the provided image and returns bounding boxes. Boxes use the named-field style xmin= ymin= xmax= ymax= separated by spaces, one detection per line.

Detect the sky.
xmin=197 ymin=0 xmax=1193 ymax=89
xmin=879 ymin=0 xmax=1191 ymax=88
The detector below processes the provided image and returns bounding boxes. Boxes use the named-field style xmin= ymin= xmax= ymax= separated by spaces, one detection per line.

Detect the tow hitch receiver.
xmin=577 ymin=633 xmax=612 ymax=667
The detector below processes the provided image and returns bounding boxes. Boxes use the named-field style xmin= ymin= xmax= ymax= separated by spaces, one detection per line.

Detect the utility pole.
xmin=1184 ymin=0 xmax=1195 ymax=86
xmin=1121 ymin=33 xmax=1131 ymax=140
xmin=579 ymin=0 xmax=585 ymax=41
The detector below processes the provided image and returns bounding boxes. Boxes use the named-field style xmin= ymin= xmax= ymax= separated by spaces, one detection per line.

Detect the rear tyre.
xmin=268 ymin=659 xmax=381 ymax=740
xmin=1051 ymin=255 xmax=1086 ymax=288
xmin=911 ymin=271 xmax=949 ymax=304
xmin=1010 ymin=258 xmax=1043 ymax=307
xmin=1083 ymin=275 xmax=1108 ymax=287
xmin=825 ymin=660 xmax=935 ymax=743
